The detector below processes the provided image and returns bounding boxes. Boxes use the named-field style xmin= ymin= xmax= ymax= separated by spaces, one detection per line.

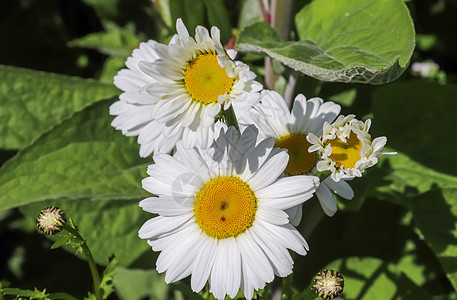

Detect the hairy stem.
xmin=64 ymin=225 xmax=102 ymax=300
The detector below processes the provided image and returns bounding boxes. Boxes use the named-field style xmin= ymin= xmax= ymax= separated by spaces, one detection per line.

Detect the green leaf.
xmin=20 ymin=198 xmax=152 ymax=267
xmin=323 ymin=257 xmax=432 ymax=299
xmin=68 ymin=22 xmax=142 ymax=59
xmin=0 ymin=99 xmax=149 ymax=212
xmin=237 ymin=0 xmax=415 ymax=84
xmin=170 ymin=0 xmax=205 ymax=35
xmin=237 ymin=0 xmax=263 ymax=31
xmin=99 ymin=256 xmax=118 ymax=299
xmin=51 ymin=230 xmax=80 ymax=251
xmin=376 ymin=152 xmax=457 ymax=198
xmin=0 ymin=65 xmax=119 ymax=150
xmin=372 ymin=81 xmax=457 ymax=178
xmin=369 ymin=81 xmax=457 ymax=288
xmin=99 ymin=57 xmax=127 ymax=84
xmin=170 ymin=0 xmax=231 ymax=42
xmin=328 ymin=88 xmax=357 ymax=107
xmin=410 ymin=188 xmax=457 ymax=290
xmin=1 ymin=287 xmax=48 ymax=299
xmin=81 ymin=0 xmax=120 ymax=19
xmin=114 ymin=267 xmax=169 ymax=300
xmin=155 ymin=0 xmax=172 ymax=27
xmin=202 ymin=0 xmax=231 ymax=42
xmin=370 ymin=82 xmax=457 ymax=202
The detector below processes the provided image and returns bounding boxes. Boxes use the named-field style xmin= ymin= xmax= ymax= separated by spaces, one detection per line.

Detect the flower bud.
xmin=313 ymin=269 xmax=344 ymax=300
xmin=36 ymin=206 xmax=66 ymax=235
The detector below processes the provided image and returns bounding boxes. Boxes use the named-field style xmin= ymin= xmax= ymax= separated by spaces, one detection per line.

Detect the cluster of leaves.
xmin=1 ymin=0 xmax=457 ymax=299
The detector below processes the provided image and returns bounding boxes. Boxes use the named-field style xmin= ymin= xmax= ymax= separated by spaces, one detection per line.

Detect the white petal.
xmin=138 ymin=214 xmax=192 ymax=239
xmin=237 ymin=231 xmax=274 ymax=283
xmin=256 ymin=208 xmax=289 ymax=225
xmin=139 ymin=196 xmax=192 ymax=216
xmin=191 ymin=235 xmax=217 ymax=292
xmin=285 ymin=205 xmax=303 ymax=226
xmin=176 ymin=18 xmax=189 ymax=37
xmin=255 ymin=221 xmax=308 ymax=255
xmin=250 ymin=225 xmax=293 ymax=277
xmin=323 ymin=177 xmax=354 ymax=200
xmin=315 ymin=184 xmax=337 ymax=217
xmin=247 ymin=150 xmax=288 ymax=190
xmin=256 ymin=176 xmax=319 ymax=210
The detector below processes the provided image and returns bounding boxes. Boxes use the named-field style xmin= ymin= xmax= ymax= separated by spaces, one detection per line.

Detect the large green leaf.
xmin=68 ymin=22 xmax=141 ymax=59
xmin=370 ymin=81 xmax=457 ymax=289
xmin=203 ymin=0 xmax=231 ymax=42
xmin=371 ymin=82 xmax=457 ymax=200
xmin=372 ymin=81 xmax=457 ymax=177
xmin=114 ymin=267 xmax=169 ymax=300
xmin=236 ymin=0 xmax=415 ymax=84
xmin=237 ymin=0 xmax=263 ymax=31
xmin=170 ymin=0 xmax=205 ymax=37
xmin=0 ymin=99 xmax=149 ymax=212
xmin=410 ymin=188 xmax=457 ymax=290
xmin=0 ymin=65 xmax=119 ymax=150
xmin=20 ymin=199 xmax=152 ymax=267
xmin=170 ymin=0 xmax=231 ymax=42
xmin=323 ymin=257 xmax=432 ymax=299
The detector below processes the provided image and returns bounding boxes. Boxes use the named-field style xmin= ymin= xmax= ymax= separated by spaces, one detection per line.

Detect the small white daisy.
xmin=308 ymin=114 xmax=392 ymax=182
xmin=242 ymin=90 xmax=354 ymax=218
xmin=139 ymin=125 xmax=319 ymax=300
xmin=110 ymin=19 xmax=262 ymax=157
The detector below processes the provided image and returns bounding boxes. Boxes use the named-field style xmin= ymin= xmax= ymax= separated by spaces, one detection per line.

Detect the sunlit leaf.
xmin=99 ymin=256 xmax=118 ymax=299
xmin=323 ymin=257 xmax=432 ymax=299
xmin=0 ymin=99 xmax=149 ymax=212
xmin=410 ymin=188 xmax=457 ymax=290
xmin=237 ymin=0 xmax=263 ymax=31
xmin=237 ymin=0 xmax=415 ymax=84
xmin=372 ymin=81 xmax=457 ymax=178
xmin=20 ymin=199 xmax=151 ymax=267
xmin=0 ymin=65 xmax=119 ymax=150
xmin=370 ymin=81 xmax=457 ymax=289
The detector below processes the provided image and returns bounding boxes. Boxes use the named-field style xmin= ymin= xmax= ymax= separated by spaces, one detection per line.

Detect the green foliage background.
xmin=0 ymin=0 xmax=456 ymax=299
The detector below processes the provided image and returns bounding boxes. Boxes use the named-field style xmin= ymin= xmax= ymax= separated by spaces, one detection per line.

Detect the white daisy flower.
xmin=242 ymin=90 xmax=354 ymax=218
xmin=110 ymin=19 xmax=262 ymax=157
xmin=139 ymin=125 xmax=319 ymax=300
xmin=308 ymin=114 xmax=392 ymax=182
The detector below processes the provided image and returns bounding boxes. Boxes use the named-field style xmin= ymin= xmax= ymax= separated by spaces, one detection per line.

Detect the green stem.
xmin=64 ymin=224 xmax=102 ymax=300
xmin=221 ymin=104 xmax=240 ymax=132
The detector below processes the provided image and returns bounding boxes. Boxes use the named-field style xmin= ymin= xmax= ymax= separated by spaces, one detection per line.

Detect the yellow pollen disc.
xmin=184 ymin=53 xmax=235 ymax=105
xmin=194 ymin=176 xmax=257 ymax=239
xmin=325 ymin=131 xmax=365 ymax=169
xmin=275 ymin=134 xmax=317 ymax=175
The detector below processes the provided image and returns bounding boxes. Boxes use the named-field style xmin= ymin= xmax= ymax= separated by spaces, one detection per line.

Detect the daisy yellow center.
xmin=325 ymin=131 xmax=364 ymax=169
xmin=184 ymin=53 xmax=235 ymax=105
xmin=275 ymin=134 xmax=317 ymax=175
xmin=194 ymin=176 xmax=257 ymax=240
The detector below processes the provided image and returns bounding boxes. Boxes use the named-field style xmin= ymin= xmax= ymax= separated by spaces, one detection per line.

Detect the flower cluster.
xmin=110 ymin=19 xmax=392 ymax=300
